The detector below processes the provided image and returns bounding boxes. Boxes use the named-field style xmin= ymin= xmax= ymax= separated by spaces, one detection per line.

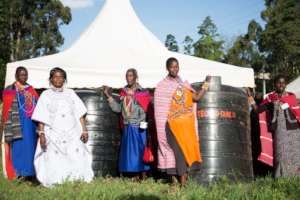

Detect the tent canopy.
xmin=5 ymin=0 xmax=255 ymax=89
xmin=287 ymin=76 xmax=300 ymax=99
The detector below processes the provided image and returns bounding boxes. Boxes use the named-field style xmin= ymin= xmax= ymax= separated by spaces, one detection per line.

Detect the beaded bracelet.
xmin=202 ymin=82 xmax=209 ymax=91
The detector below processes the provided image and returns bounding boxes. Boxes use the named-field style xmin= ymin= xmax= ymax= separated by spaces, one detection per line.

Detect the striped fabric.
xmin=1 ymin=133 xmax=16 ymax=179
xmin=154 ymin=77 xmax=197 ymax=169
xmin=258 ymin=112 xmax=273 ymax=166
xmin=1 ymin=134 xmax=8 ymax=178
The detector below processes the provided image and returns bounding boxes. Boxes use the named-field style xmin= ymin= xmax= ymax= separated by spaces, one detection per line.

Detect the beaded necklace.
xmin=123 ymin=85 xmax=137 ymax=118
xmin=15 ymin=82 xmax=35 ymax=115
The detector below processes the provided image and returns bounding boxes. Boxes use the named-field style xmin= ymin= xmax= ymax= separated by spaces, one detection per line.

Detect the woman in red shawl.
xmin=103 ymin=68 xmax=152 ymax=180
xmin=249 ymin=75 xmax=300 ymax=178
xmin=1 ymin=67 xmax=39 ymax=180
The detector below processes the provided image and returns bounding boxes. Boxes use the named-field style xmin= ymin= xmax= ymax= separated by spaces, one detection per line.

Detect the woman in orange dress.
xmin=154 ymin=57 xmax=210 ymax=185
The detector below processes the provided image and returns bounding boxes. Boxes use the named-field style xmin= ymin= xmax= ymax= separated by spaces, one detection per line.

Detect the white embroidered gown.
xmin=32 ymin=88 xmax=94 ymax=187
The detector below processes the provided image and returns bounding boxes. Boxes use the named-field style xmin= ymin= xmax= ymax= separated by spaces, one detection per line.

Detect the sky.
xmin=59 ymin=0 xmax=266 ymax=52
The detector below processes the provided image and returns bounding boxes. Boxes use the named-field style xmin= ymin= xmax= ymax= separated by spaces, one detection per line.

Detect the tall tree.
xmin=7 ymin=0 xmax=72 ymax=61
xmin=225 ymin=20 xmax=268 ymax=92
xmin=183 ymin=36 xmax=194 ymax=55
xmin=0 ymin=0 xmax=71 ymax=88
xmin=259 ymin=0 xmax=300 ymax=80
xmin=165 ymin=34 xmax=179 ymax=52
xmin=225 ymin=20 xmax=264 ymax=71
xmin=0 ymin=0 xmax=12 ymax=88
xmin=193 ymin=16 xmax=224 ymax=61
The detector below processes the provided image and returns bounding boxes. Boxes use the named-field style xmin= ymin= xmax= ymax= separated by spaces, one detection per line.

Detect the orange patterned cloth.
xmin=167 ymin=85 xmax=202 ymax=166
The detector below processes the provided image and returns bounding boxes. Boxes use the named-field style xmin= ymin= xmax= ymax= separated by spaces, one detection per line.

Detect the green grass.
xmin=1 ymin=170 xmax=300 ymax=200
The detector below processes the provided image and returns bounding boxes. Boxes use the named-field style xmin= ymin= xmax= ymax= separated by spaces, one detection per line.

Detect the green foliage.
xmin=183 ymin=36 xmax=194 ymax=55
xmin=0 ymin=0 xmax=9 ymax=88
xmin=0 ymin=59 xmax=6 ymax=88
xmin=225 ymin=20 xmax=264 ymax=71
xmin=193 ymin=16 xmax=225 ymax=62
xmin=0 ymin=172 xmax=300 ymax=200
xmin=165 ymin=17 xmax=224 ymax=61
xmin=225 ymin=0 xmax=300 ymax=91
xmin=0 ymin=0 xmax=71 ymax=89
xmin=165 ymin=34 xmax=179 ymax=52
xmin=259 ymin=0 xmax=300 ymax=81
xmin=5 ymin=0 xmax=71 ymax=61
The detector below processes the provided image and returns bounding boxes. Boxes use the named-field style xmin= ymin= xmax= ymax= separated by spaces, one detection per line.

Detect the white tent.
xmin=287 ymin=76 xmax=300 ymax=99
xmin=5 ymin=0 xmax=255 ymax=88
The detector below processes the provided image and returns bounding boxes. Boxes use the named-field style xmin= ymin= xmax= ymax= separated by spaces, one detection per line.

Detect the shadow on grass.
xmin=117 ymin=194 xmax=161 ymax=200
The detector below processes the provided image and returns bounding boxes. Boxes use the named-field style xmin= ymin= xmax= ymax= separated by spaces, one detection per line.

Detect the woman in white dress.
xmin=32 ymin=67 xmax=94 ymax=187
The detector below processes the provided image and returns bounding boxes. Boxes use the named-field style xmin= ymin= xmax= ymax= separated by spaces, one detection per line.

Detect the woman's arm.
xmin=248 ymin=95 xmax=274 ymax=113
xmin=103 ymin=86 xmax=121 ymax=113
xmin=37 ymin=122 xmax=47 ymax=150
xmin=107 ymin=97 xmax=122 ymax=113
xmin=192 ymin=81 xmax=210 ymax=102
xmin=80 ymin=116 xmax=88 ymax=143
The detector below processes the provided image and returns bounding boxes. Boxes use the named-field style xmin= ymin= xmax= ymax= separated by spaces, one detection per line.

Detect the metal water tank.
xmin=75 ymin=89 xmax=121 ymax=177
xmin=190 ymin=77 xmax=253 ymax=184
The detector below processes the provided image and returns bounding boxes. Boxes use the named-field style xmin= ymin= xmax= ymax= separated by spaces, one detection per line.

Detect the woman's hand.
xmin=79 ymin=117 xmax=88 ymax=143
xmin=201 ymin=75 xmax=211 ymax=91
xmin=245 ymin=88 xmax=252 ymax=97
xmin=192 ymin=75 xmax=211 ymax=102
xmin=248 ymin=96 xmax=256 ymax=106
xmin=40 ymin=134 xmax=47 ymax=151
xmin=80 ymin=131 xmax=89 ymax=143
xmin=103 ymin=85 xmax=111 ymax=98
xmin=205 ymin=75 xmax=212 ymax=83
xmin=245 ymin=88 xmax=256 ymax=107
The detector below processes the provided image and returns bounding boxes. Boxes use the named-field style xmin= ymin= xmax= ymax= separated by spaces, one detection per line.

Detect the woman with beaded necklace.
xmin=1 ymin=66 xmax=39 ymax=180
xmin=104 ymin=68 xmax=152 ymax=180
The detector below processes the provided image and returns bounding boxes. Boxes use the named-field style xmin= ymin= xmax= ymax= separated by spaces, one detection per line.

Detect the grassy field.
xmin=1 ymin=171 xmax=300 ymax=200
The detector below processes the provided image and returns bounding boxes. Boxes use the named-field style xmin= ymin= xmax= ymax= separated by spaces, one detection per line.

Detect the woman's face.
xmin=167 ymin=61 xmax=179 ymax=78
xmin=275 ymin=78 xmax=286 ymax=94
xmin=51 ymin=71 xmax=65 ymax=88
xmin=15 ymin=69 xmax=28 ymax=85
xmin=126 ymin=71 xmax=136 ymax=87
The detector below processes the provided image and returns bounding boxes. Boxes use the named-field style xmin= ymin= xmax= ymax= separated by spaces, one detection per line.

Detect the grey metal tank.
xmin=190 ymin=76 xmax=253 ymax=184
xmin=75 ymin=89 xmax=121 ymax=177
